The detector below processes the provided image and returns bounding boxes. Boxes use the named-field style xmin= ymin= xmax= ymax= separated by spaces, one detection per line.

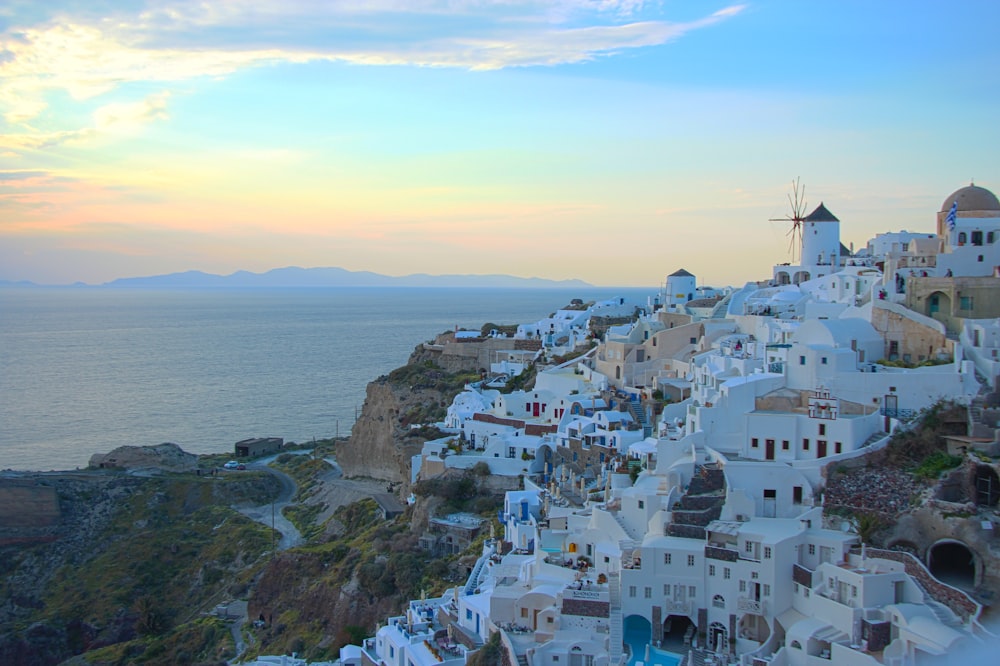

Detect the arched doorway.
xmin=925 ymin=290 xmax=951 ymax=321
xmin=775 ymin=272 xmax=790 ymax=286
xmin=708 ymin=621 xmax=728 ymax=654
xmin=623 ymin=615 xmax=652 ymax=664
xmin=661 ymin=614 xmax=695 ymax=652
xmin=793 ymin=271 xmax=811 ymax=284
xmin=927 ymin=540 xmax=977 ymax=590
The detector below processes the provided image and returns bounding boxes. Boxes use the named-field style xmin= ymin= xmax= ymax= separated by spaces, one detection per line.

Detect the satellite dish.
xmin=840 ymin=521 xmax=851 ymax=532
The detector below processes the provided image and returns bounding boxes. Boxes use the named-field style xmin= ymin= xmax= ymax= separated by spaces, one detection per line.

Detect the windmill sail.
xmin=769 ymin=178 xmax=808 ymax=263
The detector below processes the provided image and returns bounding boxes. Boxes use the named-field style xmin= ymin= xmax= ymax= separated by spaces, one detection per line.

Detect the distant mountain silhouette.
xmin=99 ymin=267 xmax=591 ymax=289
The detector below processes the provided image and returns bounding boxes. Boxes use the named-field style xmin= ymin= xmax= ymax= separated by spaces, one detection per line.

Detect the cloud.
xmin=94 ymin=91 xmax=170 ymax=133
xmin=0 ymin=2 xmax=746 ymax=124
xmin=0 ymin=169 xmax=49 ymax=181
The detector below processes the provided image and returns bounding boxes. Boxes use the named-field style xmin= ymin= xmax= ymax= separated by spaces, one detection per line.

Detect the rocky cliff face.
xmin=338 ymin=344 xmax=482 ymax=489
xmin=336 ymin=380 xmax=426 ymax=486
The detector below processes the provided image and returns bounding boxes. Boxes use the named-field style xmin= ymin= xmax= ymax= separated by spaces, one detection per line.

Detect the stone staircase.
xmin=609 ymin=572 xmax=624 ymax=664
xmin=667 ymin=463 xmax=725 ymax=540
xmin=628 ymin=396 xmax=652 ymax=438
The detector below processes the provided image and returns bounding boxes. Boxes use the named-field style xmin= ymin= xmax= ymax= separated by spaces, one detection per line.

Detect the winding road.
xmin=236 ymin=458 xmax=305 ymax=551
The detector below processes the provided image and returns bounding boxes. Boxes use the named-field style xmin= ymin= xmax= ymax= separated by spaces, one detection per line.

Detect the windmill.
xmin=770 ymin=177 xmax=808 ymax=263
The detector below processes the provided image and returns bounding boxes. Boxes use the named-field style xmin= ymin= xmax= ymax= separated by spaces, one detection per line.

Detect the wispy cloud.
xmin=0 ymin=2 xmax=746 ymax=128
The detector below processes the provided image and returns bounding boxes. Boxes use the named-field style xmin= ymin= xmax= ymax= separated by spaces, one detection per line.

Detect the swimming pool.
xmin=624 ymin=624 xmax=682 ymax=666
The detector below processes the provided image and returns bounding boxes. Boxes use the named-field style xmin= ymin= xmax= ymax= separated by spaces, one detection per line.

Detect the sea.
xmin=0 ymin=286 xmax=652 ymax=471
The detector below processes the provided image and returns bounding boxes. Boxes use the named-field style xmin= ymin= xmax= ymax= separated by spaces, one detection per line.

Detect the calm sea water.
xmin=0 ymin=287 xmax=650 ymax=470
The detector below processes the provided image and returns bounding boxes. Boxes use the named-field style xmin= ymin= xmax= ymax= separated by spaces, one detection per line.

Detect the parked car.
xmin=237 ymin=463 xmax=246 ymax=470
xmin=223 ymin=460 xmax=239 ymax=469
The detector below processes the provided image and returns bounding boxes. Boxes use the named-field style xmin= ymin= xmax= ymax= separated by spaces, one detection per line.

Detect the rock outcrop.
xmin=88 ymin=442 xmax=198 ymax=472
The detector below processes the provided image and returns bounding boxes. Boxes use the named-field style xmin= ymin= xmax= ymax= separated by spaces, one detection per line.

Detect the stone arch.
xmin=927 ymin=539 xmax=979 ymax=590
xmin=974 ymin=464 xmax=1000 ymax=507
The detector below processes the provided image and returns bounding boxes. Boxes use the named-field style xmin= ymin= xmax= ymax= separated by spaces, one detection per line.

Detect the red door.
xmin=765 ymin=439 xmax=775 ymax=460
xmin=818 ymin=440 xmax=827 ymax=458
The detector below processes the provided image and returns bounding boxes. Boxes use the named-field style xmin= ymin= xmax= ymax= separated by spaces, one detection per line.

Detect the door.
xmin=765 ymin=439 xmax=775 ymax=460
xmin=817 ymin=440 xmax=827 ymax=458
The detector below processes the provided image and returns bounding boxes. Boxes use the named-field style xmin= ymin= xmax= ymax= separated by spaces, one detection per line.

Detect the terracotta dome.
xmin=940 ymin=184 xmax=1000 ymax=212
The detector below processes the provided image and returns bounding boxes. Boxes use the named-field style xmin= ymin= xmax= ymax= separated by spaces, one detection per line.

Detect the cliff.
xmin=337 ymin=341 xmax=484 ymax=488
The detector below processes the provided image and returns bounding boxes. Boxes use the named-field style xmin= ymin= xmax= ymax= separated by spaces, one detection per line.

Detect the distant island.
xmin=1 ymin=266 xmax=593 ymax=289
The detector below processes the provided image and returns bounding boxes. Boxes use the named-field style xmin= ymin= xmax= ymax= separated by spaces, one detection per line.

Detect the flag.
xmin=946 ymin=200 xmax=958 ymax=231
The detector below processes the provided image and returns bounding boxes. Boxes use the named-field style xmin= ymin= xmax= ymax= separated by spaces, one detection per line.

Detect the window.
xmin=712 ymin=594 xmax=725 ymax=608
xmin=644 ymin=587 xmax=652 ymax=599
xmin=739 ymin=580 xmax=746 ymax=592
xmin=688 ymin=554 xmax=695 ymax=566
xmin=764 ymin=547 xmax=772 ymax=559
xmin=467 ymin=609 xmax=473 ymax=620
xmin=604 ymin=556 xmax=610 ymax=563
xmin=763 ymin=584 xmax=771 ymax=596
xmin=808 ymin=544 xmax=816 ymax=555
xmin=782 ymin=439 xmax=790 ymax=450
xmin=803 ymin=438 xmax=810 ymax=451
xmin=835 ymin=442 xmax=842 ymax=454
xmin=664 ymin=584 xmax=671 ymax=596
xmin=751 ymin=571 xmax=759 ymax=580
xmin=959 ymin=231 xmax=967 ymax=245
xmin=960 ymin=296 xmax=974 ymax=310
xmin=819 ymin=424 xmax=826 ymax=436
xmin=664 ymin=553 xmax=672 ymax=565
xmin=709 ymin=565 xmax=716 ymax=576
xmin=690 ymin=337 xmax=697 ymax=344
xmin=629 ymin=585 xmax=636 ymax=597
xmin=745 ymin=541 xmax=753 ymax=553
xmin=989 ymin=231 xmax=996 ymax=244
xmin=852 ymin=585 xmax=858 ymax=598
xmin=689 ymin=586 xmax=696 ymax=597
xmin=751 ymin=438 xmax=759 ymax=448
xmin=821 ymin=356 xmax=828 ymax=365
xmin=521 ymin=608 xmax=528 ymax=618
xmin=724 ymin=567 xmax=731 ymax=580
xmin=799 ymin=355 xmax=806 ymax=365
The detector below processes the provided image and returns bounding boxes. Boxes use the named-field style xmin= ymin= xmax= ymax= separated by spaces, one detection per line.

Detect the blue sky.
xmin=1 ymin=1 xmax=998 ymax=286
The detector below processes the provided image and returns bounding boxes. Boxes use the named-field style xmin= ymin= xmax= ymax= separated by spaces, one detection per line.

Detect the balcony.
xmin=705 ymin=545 xmax=739 ymax=562
xmin=737 ymin=597 xmax=766 ymax=614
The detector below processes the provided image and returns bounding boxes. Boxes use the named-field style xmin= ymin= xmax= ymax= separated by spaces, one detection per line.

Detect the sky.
xmin=1 ymin=1 xmax=998 ymax=288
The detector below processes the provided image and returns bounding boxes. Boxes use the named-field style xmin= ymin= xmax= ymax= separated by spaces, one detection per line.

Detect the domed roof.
xmin=941 ymin=184 xmax=1000 ymax=212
